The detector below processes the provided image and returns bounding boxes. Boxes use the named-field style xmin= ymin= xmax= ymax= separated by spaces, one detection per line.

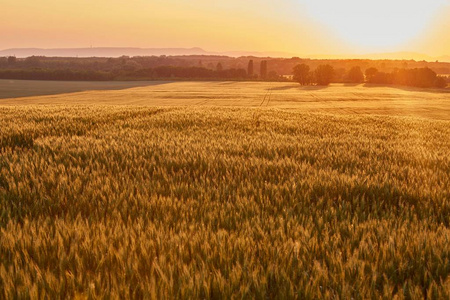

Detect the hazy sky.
xmin=2 ymin=0 xmax=449 ymax=56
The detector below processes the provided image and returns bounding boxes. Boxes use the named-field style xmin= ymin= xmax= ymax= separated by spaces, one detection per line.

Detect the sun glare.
xmin=302 ymin=0 xmax=448 ymax=51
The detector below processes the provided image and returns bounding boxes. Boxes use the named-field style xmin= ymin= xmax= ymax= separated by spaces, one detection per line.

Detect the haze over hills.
xmin=1 ymin=47 xmax=449 ymax=62
xmin=0 ymin=47 xmax=211 ymax=58
xmin=0 ymin=47 xmax=295 ymax=59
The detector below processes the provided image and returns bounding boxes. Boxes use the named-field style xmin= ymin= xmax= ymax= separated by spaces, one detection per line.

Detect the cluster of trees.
xmin=247 ymin=59 xmax=276 ymax=80
xmin=365 ymin=67 xmax=447 ymax=88
xmin=293 ymin=64 xmax=336 ymax=86
xmin=293 ymin=63 xmax=448 ymax=88
xmin=281 ymin=57 xmax=450 ymax=81
xmin=0 ymin=66 xmax=250 ymax=81
xmin=0 ymin=55 xmax=448 ymax=88
xmin=2 ymin=55 xmax=450 ymax=79
xmin=0 ymin=56 xmax=283 ymax=81
xmin=345 ymin=66 xmax=365 ymax=83
xmin=127 ymin=66 xmax=248 ymax=80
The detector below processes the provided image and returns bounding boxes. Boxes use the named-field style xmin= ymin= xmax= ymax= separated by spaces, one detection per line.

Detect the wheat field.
xmin=1 ymin=81 xmax=449 ymax=120
xmin=1 ymin=82 xmax=450 ymax=298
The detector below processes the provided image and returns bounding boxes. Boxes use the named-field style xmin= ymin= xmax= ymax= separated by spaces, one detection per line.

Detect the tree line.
xmin=127 ymin=66 xmax=248 ymax=80
xmin=0 ymin=55 xmax=448 ymax=88
xmin=0 ymin=56 xmax=278 ymax=81
xmin=0 ymin=66 xmax=250 ymax=81
xmin=293 ymin=64 xmax=448 ymax=88
xmin=364 ymin=67 xmax=447 ymax=88
xmin=0 ymin=56 xmax=276 ymax=81
xmin=3 ymin=55 xmax=450 ymax=77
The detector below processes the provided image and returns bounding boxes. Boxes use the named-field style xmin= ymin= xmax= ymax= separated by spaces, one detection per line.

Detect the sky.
xmin=2 ymin=0 xmax=450 ymax=57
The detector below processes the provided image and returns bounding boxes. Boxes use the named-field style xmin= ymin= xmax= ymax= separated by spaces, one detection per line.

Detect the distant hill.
xmin=0 ymin=47 xmax=449 ymax=62
xmin=0 ymin=47 xmax=294 ymax=58
xmin=0 ymin=47 xmax=210 ymax=58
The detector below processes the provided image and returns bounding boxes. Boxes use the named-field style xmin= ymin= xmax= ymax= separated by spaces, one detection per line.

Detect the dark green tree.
xmin=260 ymin=60 xmax=267 ymax=79
xmin=314 ymin=65 xmax=334 ymax=86
xmin=7 ymin=56 xmax=16 ymax=64
xmin=346 ymin=66 xmax=364 ymax=83
xmin=25 ymin=56 xmax=41 ymax=67
xmin=267 ymin=71 xmax=279 ymax=81
xmin=365 ymin=67 xmax=378 ymax=82
xmin=434 ymin=76 xmax=447 ymax=88
xmin=293 ymin=64 xmax=311 ymax=85
xmin=248 ymin=60 xmax=254 ymax=77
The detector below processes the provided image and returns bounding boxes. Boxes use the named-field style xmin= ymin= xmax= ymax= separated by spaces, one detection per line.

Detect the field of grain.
xmin=1 ymin=107 xmax=449 ymax=298
xmin=1 ymin=80 xmax=449 ymax=120
xmin=0 ymin=82 xmax=449 ymax=298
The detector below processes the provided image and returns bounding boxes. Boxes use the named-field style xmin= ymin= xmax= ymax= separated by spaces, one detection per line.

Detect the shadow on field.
xmin=0 ymin=80 xmax=173 ymax=99
xmin=271 ymin=85 xmax=329 ymax=91
xmin=218 ymin=81 xmax=240 ymax=85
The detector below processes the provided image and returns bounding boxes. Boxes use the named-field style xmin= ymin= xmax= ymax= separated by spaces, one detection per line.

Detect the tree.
xmin=369 ymin=71 xmax=392 ymax=84
xmin=414 ymin=67 xmax=438 ymax=88
xmin=25 ymin=56 xmax=41 ymax=67
xmin=267 ymin=71 xmax=279 ymax=81
xmin=248 ymin=60 xmax=254 ymax=77
xmin=7 ymin=56 xmax=16 ymax=64
xmin=365 ymin=67 xmax=378 ymax=82
xmin=293 ymin=64 xmax=311 ymax=85
xmin=435 ymin=76 xmax=447 ymax=88
xmin=314 ymin=65 xmax=334 ymax=86
xmin=346 ymin=66 xmax=364 ymax=83
xmin=392 ymin=67 xmax=438 ymax=88
xmin=260 ymin=60 xmax=267 ymax=79
xmin=216 ymin=63 xmax=223 ymax=72
xmin=334 ymin=68 xmax=347 ymax=83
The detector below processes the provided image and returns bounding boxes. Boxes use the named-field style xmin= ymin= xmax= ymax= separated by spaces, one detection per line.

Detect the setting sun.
xmin=302 ymin=0 xmax=449 ymax=51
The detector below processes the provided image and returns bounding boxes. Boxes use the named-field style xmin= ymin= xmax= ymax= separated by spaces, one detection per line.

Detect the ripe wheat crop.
xmin=0 ymin=105 xmax=449 ymax=298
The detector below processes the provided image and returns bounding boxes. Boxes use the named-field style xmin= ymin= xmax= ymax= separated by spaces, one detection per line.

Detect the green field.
xmin=0 ymin=82 xmax=449 ymax=298
xmin=0 ymin=79 xmax=167 ymax=99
